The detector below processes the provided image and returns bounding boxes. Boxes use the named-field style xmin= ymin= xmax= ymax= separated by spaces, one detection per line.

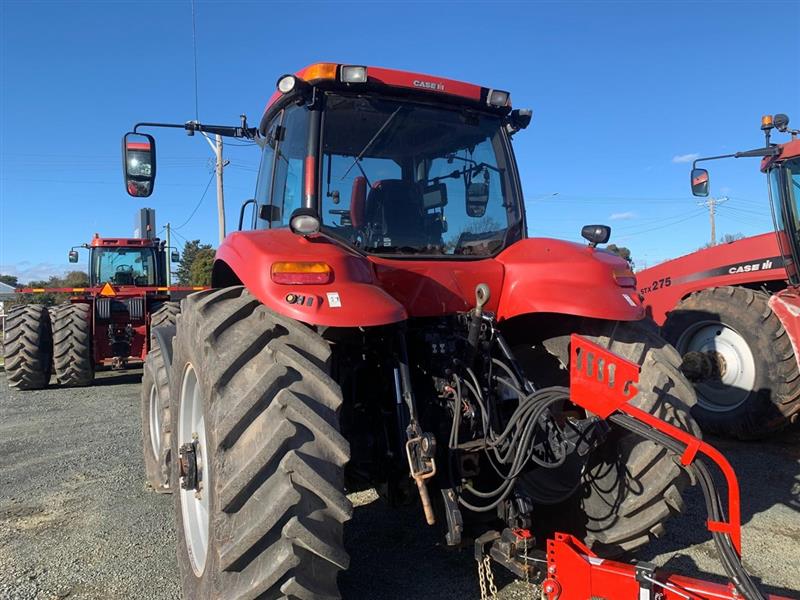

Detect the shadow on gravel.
xmin=90 ymin=370 xmax=143 ymax=387
xmin=341 ymin=493 xmax=519 ymax=600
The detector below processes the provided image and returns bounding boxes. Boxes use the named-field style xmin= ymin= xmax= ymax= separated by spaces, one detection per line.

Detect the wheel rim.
xmin=178 ymin=363 xmax=210 ymax=576
xmin=676 ymin=321 xmax=756 ymax=412
xmin=149 ymin=384 xmax=161 ymax=459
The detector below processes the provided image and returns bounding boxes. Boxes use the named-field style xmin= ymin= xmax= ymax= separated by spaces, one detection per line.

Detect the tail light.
xmin=613 ymin=269 xmax=637 ymax=288
xmin=271 ymin=262 xmax=332 ymax=285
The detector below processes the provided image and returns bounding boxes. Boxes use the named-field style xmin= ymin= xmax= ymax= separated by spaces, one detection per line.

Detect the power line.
xmin=697 ymin=196 xmax=728 ymax=246
xmin=174 ymin=172 xmax=215 ymax=230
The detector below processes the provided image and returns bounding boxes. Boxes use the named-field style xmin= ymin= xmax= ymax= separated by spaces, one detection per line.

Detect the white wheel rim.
xmin=149 ymin=384 xmax=161 ymax=458
xmin=178 ymin=363 xmax=210 ymax=576
xmin=677 ymin=321 xmax=756 ymax=412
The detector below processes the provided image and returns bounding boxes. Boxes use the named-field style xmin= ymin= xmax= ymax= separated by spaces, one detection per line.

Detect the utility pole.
xmin=697 ymin=196 xmax=728 ymax=246
xmin=201 ymin=133 xmax=229 ymax=244
xmin=165 ymin=222 xmax=172 ymax=286
xmin=214 ymin=134 xmax=226 ymax=245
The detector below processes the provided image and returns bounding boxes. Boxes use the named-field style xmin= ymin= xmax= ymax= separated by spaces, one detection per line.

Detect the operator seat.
xmin=364 ymin=179 xmax=429 ymax=250
xmin=113 ymin=272 xmax=135 ymax=286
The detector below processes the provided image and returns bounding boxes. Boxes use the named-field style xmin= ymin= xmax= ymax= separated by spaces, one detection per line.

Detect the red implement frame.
xmin=569 ymin=334 xmax=742 ymax=554
xmin=542 ymin=533 xmax=792 ymax=600
xmin=548 ymin=335 xmax=795 ymax=599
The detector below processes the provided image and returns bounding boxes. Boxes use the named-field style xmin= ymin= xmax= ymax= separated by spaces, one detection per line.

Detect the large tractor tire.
xmin=514 ymin=319 xmax=700 ymax=556
xmin=141 ymin=328 xmax=174 ymax=494
xmin=51 ymin=303 xmax=94 ymax=387
xmin=663 ymin=286 xmax=800 ymax=439
xmin=3 ymin=304 xmax=53 ymax=390
xmin=150 ymin=301 xmax=180 ymax=336
xmin=169 ymin=287 xmax=351 ymax=599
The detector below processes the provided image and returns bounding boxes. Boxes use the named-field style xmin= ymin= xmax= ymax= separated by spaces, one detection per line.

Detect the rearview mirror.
xmin=581 ymin=224 xmax=611 ymax=247
xmin=691 ymin=168 xmax=709 ymax=197
xmin=171 ymin=250 xmax=180 ymax=263
xmin=422 ymin=183 xmax=448 ymax=210
xmin=123 ymin=132 xmax=156 ymax=198
xmin=466 ymin=182 xmax=489 ymax=217
xmin=68 ymin=250 xmax=79 ymax=263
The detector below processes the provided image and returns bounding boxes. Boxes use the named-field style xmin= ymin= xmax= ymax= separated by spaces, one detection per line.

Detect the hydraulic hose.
xmin=608 ymin=413 xmax=766 ymax=600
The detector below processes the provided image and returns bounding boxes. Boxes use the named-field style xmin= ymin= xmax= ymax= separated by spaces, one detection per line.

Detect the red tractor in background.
xmin=3 ymin=234 xmax=200 ymax=389
xmin=640 ymin=115 xmax=800 ymax=440
xmin=124 ymin=63 xmax=779 ymax=600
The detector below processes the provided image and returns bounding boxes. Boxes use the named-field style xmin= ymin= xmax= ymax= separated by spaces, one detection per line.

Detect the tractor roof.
xmin=761 ymin=138 xmax=800 ymax=172
xmin=262 ymin=63 xmax=511 ymax=124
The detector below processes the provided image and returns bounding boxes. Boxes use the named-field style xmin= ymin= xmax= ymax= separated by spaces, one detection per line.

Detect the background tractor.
xmin=127 ymin=63 xmax=702 ymax=599
xmin=3 ymin=232 xmax=195 ymax=390
xmin=640 ymin=115 xmax=800 ymax=440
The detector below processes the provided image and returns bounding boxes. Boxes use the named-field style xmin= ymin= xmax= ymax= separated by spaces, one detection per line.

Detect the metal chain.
xmin=477 ymin=558 xmax=488 ymax=600
xmin=483 ymin=555 xmax=498 ymax=599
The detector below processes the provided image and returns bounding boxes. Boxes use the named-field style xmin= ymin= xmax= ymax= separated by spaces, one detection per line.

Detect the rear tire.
xmin=150 ymin=301 xmax=180 ymax=340
xmin=142 ymin=330 xmax=173 ymax=494
xmin=3 ymin=304 xmax=52 ymax=390
xmin=662 ymin=286 xmax=800 ymax=439
xmin=515 ymin=319 xmax=700 ymax=555
xmin=51 ymin=303 xmax=94 ymax=387
xmin=170 ymin=287 xmax=351 ymax=599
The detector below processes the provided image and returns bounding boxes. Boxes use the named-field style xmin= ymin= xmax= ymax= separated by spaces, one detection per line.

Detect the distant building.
xmin=0 ymin=281 xmax=17 ymax=330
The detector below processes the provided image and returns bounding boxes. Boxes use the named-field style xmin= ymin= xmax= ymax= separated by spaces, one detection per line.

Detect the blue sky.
xmin=1 ymin=0 xmax=798 ymax=282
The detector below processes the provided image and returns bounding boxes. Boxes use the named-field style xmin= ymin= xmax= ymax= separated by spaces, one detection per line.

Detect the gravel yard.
xmin=0 ymin=371 xmax=798 ymax=600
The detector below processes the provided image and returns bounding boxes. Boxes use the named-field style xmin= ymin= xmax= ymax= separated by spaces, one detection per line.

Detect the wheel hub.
xmin=676 ymin=321 xmax=756 ymax=412
xmin=179 ymin=440 xmax=200 ymax=492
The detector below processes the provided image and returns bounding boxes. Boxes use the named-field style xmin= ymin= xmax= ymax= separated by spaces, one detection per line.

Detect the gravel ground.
xmin=0 ymin=371 xmax=798 ymax=599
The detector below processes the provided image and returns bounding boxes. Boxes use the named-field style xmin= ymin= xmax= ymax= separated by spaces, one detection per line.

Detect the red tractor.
xmin=640 ymin=115 xmax=800 ymax=440
xmin=3 ymin=234 xmax=195 ymax=389
xmin=124 ymin=63 xmax=774 ymax=600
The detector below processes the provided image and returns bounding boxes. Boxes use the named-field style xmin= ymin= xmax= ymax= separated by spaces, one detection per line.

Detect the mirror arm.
xmin=133 ymin=121 xmax=257 ymax=140
xmin=692 ymin=146 xmax=781 ymax=169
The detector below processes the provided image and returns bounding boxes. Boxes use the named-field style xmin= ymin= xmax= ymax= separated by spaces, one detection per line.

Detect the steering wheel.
xmin=115 ymin=265 xmax=134 ymax=273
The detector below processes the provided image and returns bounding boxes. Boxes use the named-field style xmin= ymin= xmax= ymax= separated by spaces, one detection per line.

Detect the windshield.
xmin=769 ymin=158 xmax=800 ymax=282
xmin=91 ymin=247 xmax=157 ymax=286
xmin=320 ymin=94 xmax=522 ymax=257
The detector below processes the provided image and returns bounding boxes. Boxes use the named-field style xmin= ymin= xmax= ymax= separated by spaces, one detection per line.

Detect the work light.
xmin=487 ymin=89 xmax=510 ymax=108
xmin=277 ymin=75 xmax=297 ymax=94
xmin=340 ymin=65 xmax=368 ymax=83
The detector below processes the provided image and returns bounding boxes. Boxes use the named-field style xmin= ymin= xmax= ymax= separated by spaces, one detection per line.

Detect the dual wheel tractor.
xmin=127 ymin=64 xmax=781 ymax=599
xmin=3 ymin=235 xmax=192 ymax=390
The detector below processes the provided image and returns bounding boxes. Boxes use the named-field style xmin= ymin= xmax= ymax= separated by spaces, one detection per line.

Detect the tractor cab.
xmin=691 ymin=114 xmax=800 ymax=284
xmin=72 ymin=236 xmax=170 ymax=288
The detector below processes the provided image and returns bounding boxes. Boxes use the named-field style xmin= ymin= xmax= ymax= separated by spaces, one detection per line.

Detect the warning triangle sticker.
xmin=100 ymin=283 xmax=116 ymax=297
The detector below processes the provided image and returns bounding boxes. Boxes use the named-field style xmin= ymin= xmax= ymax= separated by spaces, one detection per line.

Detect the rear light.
xmin=613 ymin=270 xmax=637 ymax=288
xmin=289 ymin=208 xmax=321 ymax=236
xmin=487 ymin=89 xmax=510 ymax=108
xmin=271 ymin=262 xmax=332 ymax=285
xmin=277 ymin=75 xmax=297 ymax=94
xmin=340 ymin=65 xmax=368 ymax=83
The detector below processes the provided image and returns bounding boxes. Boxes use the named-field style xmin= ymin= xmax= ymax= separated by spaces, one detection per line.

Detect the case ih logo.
xmin=728 ymin=259 xmax=774 ymax=274
xmin=413 ymin=79 xmax=445 ymax=92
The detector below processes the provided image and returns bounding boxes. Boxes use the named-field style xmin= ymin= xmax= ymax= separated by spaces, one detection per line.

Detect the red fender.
xmin=213 ymin=229 xmax=407 ymax=327
xmin=494 ymin=238 xmax=644 ymax=322
xmin=638 ymin=232 xmax=787 ymax=325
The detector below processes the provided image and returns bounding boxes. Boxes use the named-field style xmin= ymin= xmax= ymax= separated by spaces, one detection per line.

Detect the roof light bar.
xmin=340 ymin=65 xmax=368 ymax=83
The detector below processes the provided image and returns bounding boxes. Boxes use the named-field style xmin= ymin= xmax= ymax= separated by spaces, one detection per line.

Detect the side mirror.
xmin=691 ymin=168 xmax=709 ymax=197
xmin=123 ymin=132 xmax=156 ymax=198
xmin=422 ymin=183 xmax=448 ymax=210
xmin=68 ymin=250 xmax=79 ymax=263
xmin=466 ymin=182 xmax=489 ymax=217
xmin=581 ymin=224 xmax=611 ymax=247
xmin=171 ymin=250 xmax=180 ymax=263
xmin=259 ymin=203 xmax=282 ymax=223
